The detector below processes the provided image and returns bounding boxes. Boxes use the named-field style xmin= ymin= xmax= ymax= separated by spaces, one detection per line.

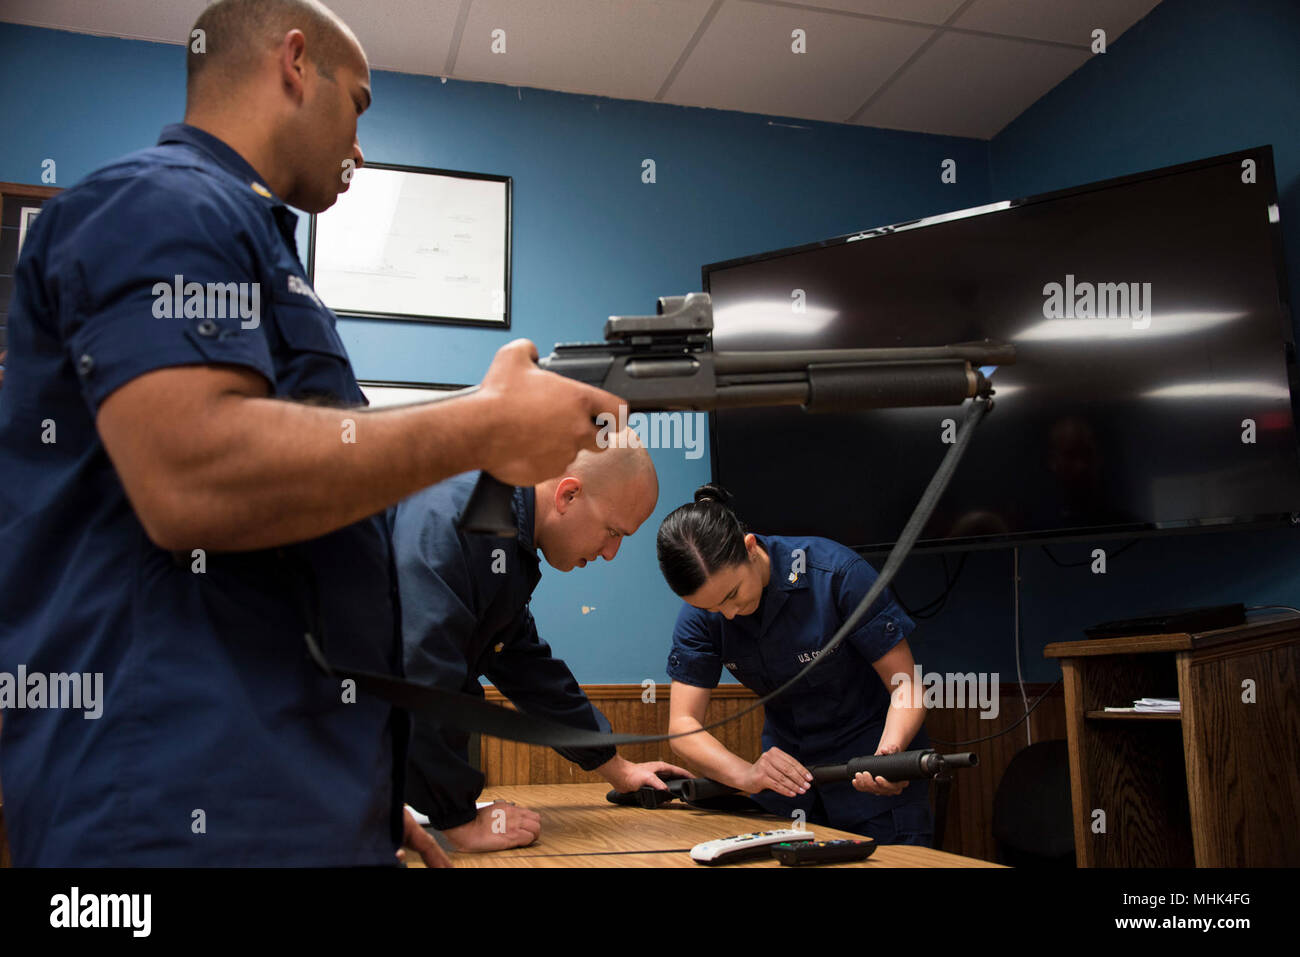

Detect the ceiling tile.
xmin=452 ymin=0 xmax=715 ymax=101
xmin=747 ymin=0 xmax=970 ymax=25
xmin=0 ymin=0 xmax=1169 ymax=139
xmin=0 ymin=0 xmax=204 ymax=44
xmin=953 ymin=0 xmax=1162 ymax=45
xmin=748 ymin=0 xmax=972 ymax=24
xmin=854 ymin=30 xmax=1092 ymax=138
xmin=664 ymin=0 xmax=935 ymax=122
xmin=317 ymin=0 xmax=462 ymax=76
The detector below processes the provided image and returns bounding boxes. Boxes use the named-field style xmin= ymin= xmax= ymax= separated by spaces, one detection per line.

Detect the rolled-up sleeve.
xmin=833 ymin=558 xmax=916 ymax=664
xmin=58 ymin=169 xmax=276 ymax=413
xmin=666 ymin=604 xmax=723 ymax=688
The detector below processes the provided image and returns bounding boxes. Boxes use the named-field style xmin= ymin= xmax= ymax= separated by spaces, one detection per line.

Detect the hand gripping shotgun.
xmin=459 ymin=292 xmax=1016 ymax=535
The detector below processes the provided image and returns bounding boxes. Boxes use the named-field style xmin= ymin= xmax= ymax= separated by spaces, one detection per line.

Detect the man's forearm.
xmin=595 ymin=754 xmax=628 ymax=783
xmin=100 ymin=340 xmax=618 ymax=552
xmin=134 ymin=390 xmax=497 ymax=550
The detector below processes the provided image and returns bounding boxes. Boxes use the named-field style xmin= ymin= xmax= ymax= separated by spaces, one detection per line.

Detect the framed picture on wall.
xmin=308 ymin=163 xmax=512 ymax=328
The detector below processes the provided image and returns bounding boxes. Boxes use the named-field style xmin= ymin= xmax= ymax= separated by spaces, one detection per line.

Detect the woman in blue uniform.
xmin=657 ymin=485 xmax=933 ymax=845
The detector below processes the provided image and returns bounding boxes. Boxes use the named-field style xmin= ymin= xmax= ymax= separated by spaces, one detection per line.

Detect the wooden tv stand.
xmin=1044 ymin=613 xmax=1300 ymax=867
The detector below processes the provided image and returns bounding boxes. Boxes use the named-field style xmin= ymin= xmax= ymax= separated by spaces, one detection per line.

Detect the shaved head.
xmin=187 ymin=0 xmax=365 ymax=110
xmin=567 ymin=429 xmax=657 ymax=500
xmin=534 ymin=429 xmax=659 ymax=572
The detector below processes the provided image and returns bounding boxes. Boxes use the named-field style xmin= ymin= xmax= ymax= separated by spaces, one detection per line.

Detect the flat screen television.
xmin=703 ymin=146 xmax=1299 ymax=552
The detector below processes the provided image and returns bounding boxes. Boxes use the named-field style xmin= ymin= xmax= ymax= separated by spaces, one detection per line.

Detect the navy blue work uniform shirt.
xmin=392 ymin=472 xmax=616 ymax=830
xmin=0 ymin=124 xmax=405 ymax=864
xmin=666 ymin=535 xmax=933 ymax=844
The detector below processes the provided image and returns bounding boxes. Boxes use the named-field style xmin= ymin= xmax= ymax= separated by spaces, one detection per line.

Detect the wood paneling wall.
xmin=925 ymin=683 xmax=1068 ymax=862
xmin=480 ymin=684 xmax=764 ymax=785
xmin=480 ymin=681 xmax=1066 ymax=864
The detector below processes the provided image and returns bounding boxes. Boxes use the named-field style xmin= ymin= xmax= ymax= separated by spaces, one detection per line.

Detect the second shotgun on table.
xmin=606 ymin=749 xmax=979 ymax=808
xmin=680 ymin=749 xmax=980 ymax=803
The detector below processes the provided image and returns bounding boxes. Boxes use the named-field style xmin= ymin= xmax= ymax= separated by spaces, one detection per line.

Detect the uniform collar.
xmin=514 ymin=485 xmax=537 ymax=553
xmin=157 ymin=123 xmax=285 ymax=209
xmin=755 ymin=534 xmax=810 ymax=592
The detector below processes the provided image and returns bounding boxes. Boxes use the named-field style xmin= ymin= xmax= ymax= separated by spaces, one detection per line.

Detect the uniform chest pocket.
xmin=721 ymin=654 xmax=766 ymax=691
xmin=273 ymin=298 xmax=348 ymax=358
xmin=786 ymin=644 xmax=852 ymax=704
xmin=800 ymin=648 xmax=843 ymax=683
xmin=270 ymin=283 xmax=362 ymax=404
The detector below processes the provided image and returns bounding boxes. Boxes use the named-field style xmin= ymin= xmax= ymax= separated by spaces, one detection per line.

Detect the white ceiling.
xmin=1 ymin=0 xmax=1164 ymax=139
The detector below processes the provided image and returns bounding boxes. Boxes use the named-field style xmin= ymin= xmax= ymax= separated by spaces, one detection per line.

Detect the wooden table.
xmin=408 ymin=783 xmax=1003 ymax=868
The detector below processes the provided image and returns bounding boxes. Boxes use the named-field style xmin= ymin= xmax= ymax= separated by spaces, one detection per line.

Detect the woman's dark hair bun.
xmin=693 ymin=483 xmax=732 ymax=506
xmin=658 ymin=483 xmax=748 ymax=596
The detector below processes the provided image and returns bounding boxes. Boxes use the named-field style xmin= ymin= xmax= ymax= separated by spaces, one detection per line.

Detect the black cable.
xmin=896 ymin=557 xmax=951 ymax=617
xmin=927 ymin=679 xmax=1062 ymax=748
xmin=302 ymin=396 xmax=996 ymax=749
xmin=922 ymin=552 xmax=967 ymax=618
xmin=893 ymin=552 xmax=969 ymax=620
xmin=1040 ymin=538 xmax=1139 ymax=568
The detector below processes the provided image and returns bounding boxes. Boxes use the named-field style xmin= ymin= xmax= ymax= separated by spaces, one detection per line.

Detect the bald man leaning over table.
xmin=394 ymin=432 xmax=691 ymax=851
